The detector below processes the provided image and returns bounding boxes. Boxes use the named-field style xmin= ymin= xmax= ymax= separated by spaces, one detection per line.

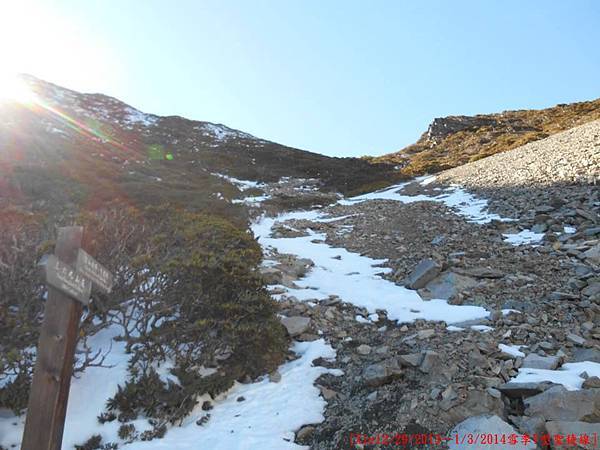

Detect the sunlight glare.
xmin=0 ymin=73 xmax=37 ymax=104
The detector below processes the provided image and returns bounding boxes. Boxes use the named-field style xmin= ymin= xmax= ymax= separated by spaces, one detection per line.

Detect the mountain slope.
xmin=0 ymin=75 xmax=400 ymax=225
xmin=374 ymin=97 xmax=600 ymax=175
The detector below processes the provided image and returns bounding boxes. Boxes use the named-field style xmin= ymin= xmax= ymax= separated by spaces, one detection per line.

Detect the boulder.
xmin=405 ymin=259 xmax=442 ymax=290
xmin=582 ymin=377 xmax=600 ymax=389
xmin=449 ymin=415 xmax=535 ymax=450
xmin=459 ymin=267 xmax=505 ymax=279
xmin=419 ymin=271 xmax=479 ymax=300
xmin=524 ymin=386 xmax=600 ymax=422
xmin=582 ymin=244 xmax=600 ymax=264
xmin=362 ymin=359 xmax=403 ymax=387
xmin=397 ymin=353 xmax=424 ymax=367
xmin=545 ymin=421 xmax=599 ymax=449
xmin=571 ymin=348 xmax=600 ymax=363
xmin=260 ymin=267 xmax=282 ymax=284
xmin=522 ymin=353 xmax=560 ymax=370
xmin=567 ymin=333 xmax=587 ymax=346
xmin=280 ymin=316 xmax=311 ymax=337
xmin=582 ymin=282 xmax=600 ymax=297
xmin=497 ymin=381 xmax=557 ymax=399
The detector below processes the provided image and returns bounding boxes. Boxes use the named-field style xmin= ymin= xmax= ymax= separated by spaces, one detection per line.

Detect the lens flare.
xmin=0 ymin=73 xmax=37 ymax=104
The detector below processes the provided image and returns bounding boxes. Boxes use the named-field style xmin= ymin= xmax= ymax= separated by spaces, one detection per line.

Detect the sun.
xmin=0 ymin=73 xmax=38 ymax=105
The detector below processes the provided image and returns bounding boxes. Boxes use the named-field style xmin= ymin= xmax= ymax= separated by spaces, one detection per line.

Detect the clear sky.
xmin=1 ymin=0 xmax=599 ymax=156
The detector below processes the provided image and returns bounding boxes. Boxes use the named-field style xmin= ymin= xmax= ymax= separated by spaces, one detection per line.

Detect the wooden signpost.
xmin=21 ymin=226 xmax=113 ymax=450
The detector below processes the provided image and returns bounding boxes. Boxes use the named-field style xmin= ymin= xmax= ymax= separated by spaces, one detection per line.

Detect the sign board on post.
xmin=76 ymin=249 xmax=114 ymax=293
xmin=21 ymin=226 xmax=114 ymax=450
xmin=46 ymin=255 xmax=92 ymax=305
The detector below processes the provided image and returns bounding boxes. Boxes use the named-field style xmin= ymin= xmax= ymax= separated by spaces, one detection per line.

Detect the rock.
xmin=459 ymin=267 xmax=505 ymax=279
xmin=260 ymin=267 xmax=282 ymax=284
xmin=356 ymin=344 xmax=372 ymax=355
xmin=280 ymin=316 xmax=311 ymax=337
xmin=269 ymin=371 xmax=282 ymax=383
xmin=397 ymin=353 xmax=424 ymax=367
xmin=522 ymin=353 xmax=560 ymax=370
xmin=296 ymin=425 xmax=316 ymax=442
xmin=405 ymin=258 xmax=442 ymax=289
xmin=582 ymin=282 xmax=600 ymax=297
xmin=545 ymin=421 xmax=599 ymax=449
xmin=566 ymin=333 xmax=587 ymax=346
xmin=419 ymin=350 xmax=442 ymax=374
xmin=571 ymin=348 xmax=600 ymax=363
xmin=497 ymin=381 xmax=556 ymax=399
xmin=319 ymin=386 xmax=337 ymax=400
xmin=524 ymin=386 xmax=600 ymax=422
xmin=489 ymin=309 xmax=503 ymax=322
xmin=582 ymin=244 xmax=600 ymax=264
xmin=279 ymin=256 xmax=314 ymax=278
xmin=449 ymin=415 xmax=535 ymax=450
xmin=362 ymin=359 xmax=403 ymax=387
xmin=417 ymin=328 xmax=435 ymax=339
xmin=487 ymin=387 xmax=501 ymax=399
xmin=549 ymin=291 xmax=579 ymax=301
xmin=514 ymin=415 xmax=546 ymax=436
xmin=420 ymin=271 xmax=479 ymax=300
xmin=582 ymin=376 xmax=600 ymax=389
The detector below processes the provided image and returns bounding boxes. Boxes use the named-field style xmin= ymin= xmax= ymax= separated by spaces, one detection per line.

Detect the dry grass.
xmin=375 ymin=98 xmax=600 ymax=176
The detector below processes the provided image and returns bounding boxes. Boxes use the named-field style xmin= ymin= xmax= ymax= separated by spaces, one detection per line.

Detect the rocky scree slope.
xmin=375 ymin=98 xmax=600 ymax=177
xmin=258 ymin=122 xmax=600 ymax=449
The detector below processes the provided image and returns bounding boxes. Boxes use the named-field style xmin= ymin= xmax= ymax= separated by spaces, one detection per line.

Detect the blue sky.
xmin=3 ymin=0 xmax=600 ymax=156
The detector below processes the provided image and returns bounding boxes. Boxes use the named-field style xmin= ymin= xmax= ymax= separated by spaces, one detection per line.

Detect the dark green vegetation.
xmin=0 ymin=202 xmax=288 ymax=436
xmin=374 ymin=98 xmax=600 ymax=175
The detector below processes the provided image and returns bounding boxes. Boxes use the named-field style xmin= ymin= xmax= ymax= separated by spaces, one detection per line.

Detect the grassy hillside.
xmin=373 ymin=98 xmax=600 ymax=175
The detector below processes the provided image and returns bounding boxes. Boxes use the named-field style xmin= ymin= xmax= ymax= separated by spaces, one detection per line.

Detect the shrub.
xmin=79 ymin=204 xmax=288 ymax=430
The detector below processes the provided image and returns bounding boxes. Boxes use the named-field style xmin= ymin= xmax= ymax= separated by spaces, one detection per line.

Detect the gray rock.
xmin=524 ymin=386 xmax=600 ymax=422
xmin=513 ymin=415 xmax=546 ymax=436
xmin=420 ymin=271 xmax=479 ymax=300
xmin=549 ymin=291 xmax=579 ymax=301
xmin=567 ymin=333 xmax=587 ymax=346
xmin=582 ymin=376 xmax=600 ymax=389
xmin=522 ymin=353 xmax=560 ymax=370
xmin=545 ymin=421 xmax=599 ymax=449
xmin=280 ymin=316 xmax=311 ymax=337
xmin=260 ymin=267 xmax=282 ymax=284
xmin=582 ymin=282 xmax=600 ymax=297
xmin=397 ymin=353 xmax=424 ymax=367
xmin=356 ymin=344 xmax=372 ymax=355
xmin=296 ymin=425 xmax=315 ymax=442
xmin=362 ymin=359 xmax=402 ymax=387
xmin=446 ymin=389 xmax=505 ymax=423
xmin=269 ymin=371 xmax=282 ymax=383
xmin=571 ymin=348 xmax=600 ymax=363
xmin=420 ymin=350 xmax=442 ymax=374
xmin=497 ymin=381 xmax=556 ymax=399
xmin=449 ymin=415 xmax=535 ymax=450
xmin=583 ymin=244 xmax=600 ymax=264
xmin=318 ymin=386 xmax=337 ymax=400
xmin=417 ymin=328 xmax=435 ymax=339
xmin=406 ymin=258 xmax=442 ymax=289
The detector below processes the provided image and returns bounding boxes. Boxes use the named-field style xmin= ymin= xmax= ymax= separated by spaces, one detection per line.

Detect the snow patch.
xmin=502 ymin=230 xmax=545 ymax=246
xmin=498 ymin=343 xmax=525 ymax=358
xmin=511 ymin=361 xmax=600 ymax=391
xmin=253 ymin=211 xmax=490 ymax=325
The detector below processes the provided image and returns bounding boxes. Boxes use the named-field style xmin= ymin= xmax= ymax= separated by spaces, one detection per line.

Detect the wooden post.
xmin=21 ymin=226 xmax=84 ymax=450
